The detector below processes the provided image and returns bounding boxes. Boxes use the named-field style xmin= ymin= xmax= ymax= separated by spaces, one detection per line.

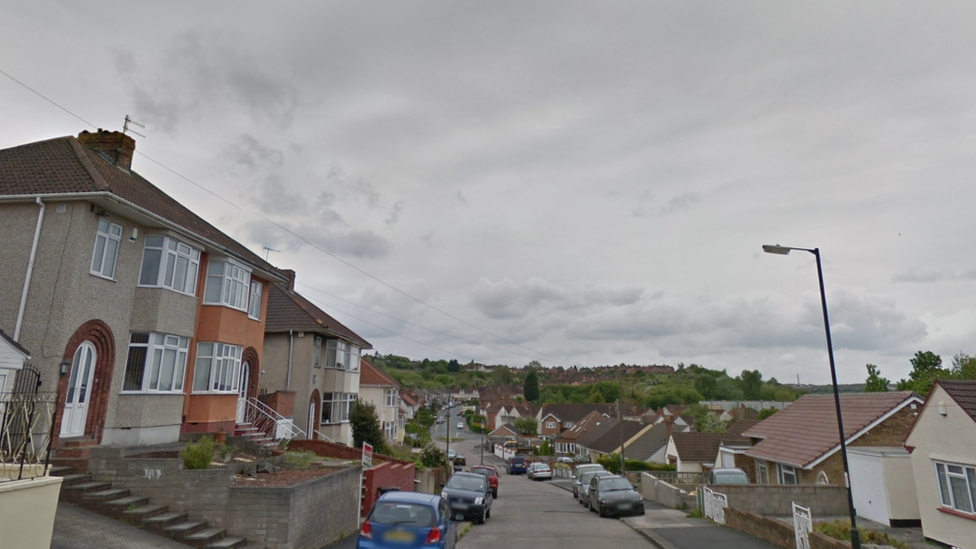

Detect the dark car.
xmin=357 ymin=491 xmax=459 ymax=549
xmin=588 ymin=475 xmax=645 ymax=517
xmin=470 ymin=465 xmax=499 ymax=498
xmin=441 ymin=472 xmax=493 ymax=524
xmin=507 ymin=455 xmax=527 ymax=475
xmin=577 ymin=470 xmax=614 ymax=504
xmin=452 ymin=454 xmax=466 ymax=472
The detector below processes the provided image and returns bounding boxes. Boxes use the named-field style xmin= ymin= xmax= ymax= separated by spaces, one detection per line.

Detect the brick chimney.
xmin=281 ymin=269 xmax=297 ymax=291
xmin=77 ymin=129 xmax=136 ymax=170
xmin=665 ymin=415 xmax=674 ymax=438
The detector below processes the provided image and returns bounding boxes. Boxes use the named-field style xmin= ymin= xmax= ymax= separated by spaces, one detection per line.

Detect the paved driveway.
xmin=51 ymin=502 xmax=190 ymax=549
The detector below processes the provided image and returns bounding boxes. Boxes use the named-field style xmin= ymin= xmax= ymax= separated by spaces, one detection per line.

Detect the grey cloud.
xmin=131 ymin=85 xmax=181 ymax=134
xmin=251 ymin=175 xmax=309 ymax=216
xmin=893 ymin=267 xmax=976 ymax=283
xmin=385 ymin=201 xmax=403 ymax=225
xmin=631 ymin=192 xmax=702 ymax=218
xmin=241 ymin=220 xmax=392 ymax=260
xmin=457 ymin=190 xmax=468 ymax=205
xmin=229 ymin=134 xmax=284 ymax=168
xmin=471 ymin=278 xmax=643 ymax=320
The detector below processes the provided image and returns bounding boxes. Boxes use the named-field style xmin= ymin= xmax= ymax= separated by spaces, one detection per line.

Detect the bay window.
xmin=322 ymin=392 xmax=356 ymax=423
xmin=139 ymin=235 xmax=201 ymax=295
xmin=192 ymin=342 xmax=243 ymax=393
xmin=203 ymin=259 xmax=251 ymax=311
xmin=325 ymin=340 xmax=361 ymax=370
xmin=935 ymin=461 xmax=976 ymax=513
xmin=122 ymin=332 xmax=189 ymax=393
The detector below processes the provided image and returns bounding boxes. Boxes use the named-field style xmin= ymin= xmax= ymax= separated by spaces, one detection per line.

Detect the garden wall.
xmin=641 ymin=472 xmax=697 ymax=509
xmin=710 ymin=484 xmax=848 ymax=516
xmin=724 ymin=507 xmax=850 ymax=549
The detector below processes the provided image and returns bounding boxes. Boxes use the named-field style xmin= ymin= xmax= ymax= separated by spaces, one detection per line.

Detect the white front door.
xmin=61 ymin=342 xmax=96 ymax=437
xmin=236 ymin=361 xmax=250 ymax=423
xmin=307 ymin=402 xmax=317 ymax=439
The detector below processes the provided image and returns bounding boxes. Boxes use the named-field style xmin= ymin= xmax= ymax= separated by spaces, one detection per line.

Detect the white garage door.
xmin=849 ymin=452 xmax=889 ymax=525
xmin=721 ymin=451 xmax=736 ymax=468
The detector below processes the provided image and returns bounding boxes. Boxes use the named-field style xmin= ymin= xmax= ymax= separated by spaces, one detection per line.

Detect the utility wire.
xmin=0 ymin=68 xmax=574 ymax=366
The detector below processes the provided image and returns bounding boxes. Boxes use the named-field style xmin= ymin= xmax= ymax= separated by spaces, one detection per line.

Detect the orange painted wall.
xmin=181 ymin=253 xmax=272 ymax=431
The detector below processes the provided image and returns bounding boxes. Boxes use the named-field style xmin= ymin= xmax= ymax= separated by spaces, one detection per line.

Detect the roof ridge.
xmin=68 ymin=137 xmax=110 ymax=191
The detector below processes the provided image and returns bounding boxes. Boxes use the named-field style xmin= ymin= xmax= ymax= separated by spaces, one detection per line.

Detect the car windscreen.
xmin=714 ymin=472 xmax=750 ymax=484
xmin=579 ymin=471 xmax=601 ymax=484
xmin=446 ymin=476 xmax=486 ymax=492
xmin=471 ymin=468 xmax=495 ymax=477
xmin=511 ymin=457 xmax=525 ymax=464
xmin=370 ymin=502 xmax=436 ymax=527
xmin=599 ymin=478 xmax=633 ymax=491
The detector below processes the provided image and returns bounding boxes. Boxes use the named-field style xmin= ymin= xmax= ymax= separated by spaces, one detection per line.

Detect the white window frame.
xmin=564 ymin=421 xmax=574 ymax=428
xmin=122 ymin=332 xmax=189 ymax=393
xmin=203 ymin=259 xmax=252 ymax=312
xmin=384 ymin=420 xmax=397 ymax=441
xmin=138 ymin=235 xmax=201 ymax=296
xmin=935 ymin=461 xmax=976 ymax=514
xmin=385 ymin=389 xmax=398 ymax=408
xmin=322 ymin=392 xmax=356 ymax=424
xmin=546 ymin=421 xmax=557 ymax=429
xmin=248 ymin=280 xmax=262 ymax=320
xmin=90 ymin=219 xmax=123 ymax=279
xmin=314 ymin=336 xmax=322 ymax=368
xmin=778 ymin=464 xmax=798 ymax=485
xmin=757 ymin=461 xmax=770 ymax=484
xmin=192 ymin=342 xmax=243 ymax=394
xmin=326 ymin=339 xmax=361 ymax=371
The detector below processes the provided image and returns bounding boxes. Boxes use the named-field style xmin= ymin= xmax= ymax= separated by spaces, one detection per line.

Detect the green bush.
xmin=814 ymin=520 xmax=907 ymax=549
xmin=420 ymin=442 xmax=449 ymax=469
xmin=181 ymin=436 xmax=215 ymax=470
xmin=283 ymin=451 xmax=314 ymax=468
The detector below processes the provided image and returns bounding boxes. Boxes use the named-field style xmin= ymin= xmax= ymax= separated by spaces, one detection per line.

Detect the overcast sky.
xmin=4 ymin=1 xmax=976 ymax=384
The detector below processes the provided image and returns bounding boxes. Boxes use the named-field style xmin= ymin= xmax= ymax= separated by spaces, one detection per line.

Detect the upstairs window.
xmin=248 ymin=281 xmax=262 ymax=320
xmin=326 ymin=340 xmax=360 ymax=371
xmin=314 ymin=336 xmax=322 ymax=368
xmin=192 ymin=342 xmax=242 ymax=393
xmin=90 ymin=219 xmax=122 ymax=279
xmin=139 ymin=235 xmax=200 ymax=295
xmin=546 ymin=421 xmax=557 ymax=429
xmin=203 ymin=260 xmax=251 ymax=311
xmin=385 ymin=389 xmax=398 ymax=407
xmin=122 ymin=332 xmax=189 ymax=393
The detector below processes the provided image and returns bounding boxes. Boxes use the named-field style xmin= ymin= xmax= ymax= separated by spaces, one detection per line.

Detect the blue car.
xmin=357 ymin=491 xmax=459 ymax=549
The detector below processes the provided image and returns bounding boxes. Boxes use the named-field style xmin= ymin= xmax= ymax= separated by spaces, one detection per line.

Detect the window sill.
xmin=135 ymin=284 xmax=197 ymax=298
xmin=89 ymin=272 xmax=117 ymax=282
xmin=248 ymin=316 xmax=261 ymax=322
xmin=321 ymin=421 xmax=351 ymax=425
xmin=937 ymin=507 xmax=976 ymax=521
xmin=200 ymin=303 xmax=249 ymax=314
xmin=191 ymin=391 xmax=239 ymax=396
xmin=119 ymin=391 xmax=186 ymax=396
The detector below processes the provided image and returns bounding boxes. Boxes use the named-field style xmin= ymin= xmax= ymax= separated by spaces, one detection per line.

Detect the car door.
xmin=440 ymin=500 xmax=456 ymax=548
xmin=589 ymin=477 xmax=600 ymax=508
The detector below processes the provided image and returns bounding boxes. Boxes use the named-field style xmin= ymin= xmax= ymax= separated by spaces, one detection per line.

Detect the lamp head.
xmin=762 ymin=244 xmax=792 ymax=255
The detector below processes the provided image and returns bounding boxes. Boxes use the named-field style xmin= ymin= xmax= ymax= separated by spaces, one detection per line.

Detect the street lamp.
xmin=762 ymin=244 xmax=861 ymax=549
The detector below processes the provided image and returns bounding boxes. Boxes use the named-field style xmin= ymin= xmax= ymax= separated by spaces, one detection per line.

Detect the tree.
xmin=514 ymin=416 xmax=538 ymax=435
xmin=523 ymin=370 xmax=540 ymax=403
xmin=696 ymin=412 xmax=728 ymax=433
xmin=758 ymin=408 xmax=778 ymax=420
xmin=740 ymin=370 xmax=763 ymax=400
xmin=897 ymin=351 xmax=947 ymax=395
xmin=492 ymin=366 xmax=514 ymax=385
xmin=350 ymin=401 xmax=388 ymax=455
xmin=694 ymin=375 xmax=718 ymax=400
xmin=864 ymin=364 xmax=890 ymax=392
xmin=447 ymin=359 xmax=461 ymax=373
xmin=587 ymin=386 xmax=605 ymax=403
xmin=951 ymin=353 xmax=976 ymax=380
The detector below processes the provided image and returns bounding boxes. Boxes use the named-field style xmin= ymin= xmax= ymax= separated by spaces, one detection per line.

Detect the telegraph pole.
xmin=619 ymin=367 xmax=626 ymax=476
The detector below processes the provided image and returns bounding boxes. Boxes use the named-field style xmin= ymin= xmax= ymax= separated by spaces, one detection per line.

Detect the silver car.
xmin=527 ymin=462 xmax=552 ymax=481
xmin=571 ymin=464 xmax=605 ymax=498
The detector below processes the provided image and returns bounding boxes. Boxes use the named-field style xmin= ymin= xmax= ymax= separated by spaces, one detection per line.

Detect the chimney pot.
xmin=77 ymin=130 xmax=136 ymax=170
xmin=282 ymin=269 xmax=297 ymax=291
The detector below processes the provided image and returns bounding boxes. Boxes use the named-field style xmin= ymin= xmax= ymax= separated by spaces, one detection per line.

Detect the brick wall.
xmin=712 ymin=484 xmax=849 ymax=516
xmin=261 ymin=391 xmax=295 ymax=417
xmin=725 ymin=508 xmax=851 ymax=549
xmin=86 ymin=447 xmax=361 ymax=548
xmin=362 ymin=460 xmax=417 ymax=517
xmin=289 ymin=439 xmax=411 ymax=465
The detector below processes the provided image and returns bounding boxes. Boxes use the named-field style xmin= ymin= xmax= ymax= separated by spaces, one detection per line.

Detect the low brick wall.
xmin=363 ymin=460 xmax=417 ymax=517
xmin=86 ymin=447 xmax=361 ymax=548
xmin=416 ymin=467 xmax=449 ymax=495
xmin=642 ymin=472 xmax=698 ymax=509
xmin=712 ymin=484 xmax=849 ymax=516
xmin=724 ymin=507 xmax=850 ymax=549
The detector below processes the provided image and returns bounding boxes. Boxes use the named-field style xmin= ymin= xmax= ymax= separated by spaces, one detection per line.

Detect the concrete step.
xmin=50 ymin=466 xmax=74 ymax=476
xmin=105 ymin=495 xmax=149 ymax=508
xmin=185 ymin=527 xmax=226 ymax=543
xmin=123 ymin=504 xmax=168 ymax=517
xmin=64 ymin=481 xmax=111 ymax=492
xmin=84 ymin=488 xmax=130 ymax=500
xmin=205 ymin=537 xmax=248 ymax=548
xmin=59 ymin=473 xmax=92 ymax=485
xmin=163 ymin=521 xmax=207 ymax=536
xmin=145 ymin=511 xmax=188 ymax=525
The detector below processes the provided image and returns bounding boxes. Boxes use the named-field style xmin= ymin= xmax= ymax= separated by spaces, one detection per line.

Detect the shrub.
xmin=420 ymin=442 xmax=449 ymax=469
xmin=598 ymin=453 xmax=676 ymax=474
xmin=181 ymin=436 xmax=215 ymax=470
xmin=814 ymin=520 xmax=908 ymax=549
xmin=283 ymin=451 xmax=315 ymax=469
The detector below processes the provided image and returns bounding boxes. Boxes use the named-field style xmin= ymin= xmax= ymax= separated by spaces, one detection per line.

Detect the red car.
xmin=470 ymin=465 xmax=499 ymax=498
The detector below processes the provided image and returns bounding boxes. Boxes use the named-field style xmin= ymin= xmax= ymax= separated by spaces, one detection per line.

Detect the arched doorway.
xmin=61 ymin=342 xmax=96 ymax=437
xmin=57 ymin=320 xmax=115 ymax=444
xmin=237 ymin=348 xmax=260 ymax=424
xmin=308 ymin=389 xmax=320 ymax=439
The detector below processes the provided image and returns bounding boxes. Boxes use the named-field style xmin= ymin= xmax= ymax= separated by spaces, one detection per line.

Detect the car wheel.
xmin=479 ymin=509 xmax=487 ymax=525
xmin=598 ymin=504 xmax=605 ymax=518
xmin=493 ymin=490 xmax=498 ymax=498
xmin=486 ymin=507 xmax=491 ymax=519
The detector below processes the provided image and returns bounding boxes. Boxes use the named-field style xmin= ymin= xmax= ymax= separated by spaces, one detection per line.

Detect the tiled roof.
xmin=400 ymin=392 xmax=418 ymax=407
xmin=725 ymin=418 xmax=760 ymax=435
xmin=671 ymin=432 xmax=747 ymax=463
xmin=624 ymin=423 xmax=670 ymax=461
xmin=540 ymin=403 xmax=616 ymax=423
xmin=488 ymin=424 xmax=519 ymax=437
xmin=743 ymin=391 xmax=920 ymax=468
xmin=360 ymin=358 xmax=399 ymax=387
xmin=557 ymin=410 xmax=607 ymax=441
xmin=264 ymin=283 xmax=371 ymax=348
xmin=584 ymin=419 xmax=648 ymax=454
xmin=0 ymin=135 xmax=280 ymax=276
xmin=0 ymin=328 xmax=31 ymax=358
xmin=938 ymin=379 xmax=976 ymax=423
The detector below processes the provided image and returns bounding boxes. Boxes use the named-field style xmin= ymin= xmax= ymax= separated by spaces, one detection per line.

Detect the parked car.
xmin=470 ymin=466 xmax=499 ymax=498
xmin=587 ymin=474 xmax=645 ymax=517
xmin=457 ymin=422 xmax=464 ymax=430
xmin=457 ymin=410 xmax=463 ymax=416
xmin=577 ymin=470 xmax=614 ymax=505
xmin=507 ymin=455 xmax=527 ymax=475
xmin=357 ymin=491 xmax=459 ymax=549
xmin=710 ymin=467 xmax=750 ymax=485
xmin=436 ymin=417 xmax=445 ymax=424
xmin=527 ymin=462 xmax=552 ymax=481
xmin=453 ymin=454 xmax=466 ymax=472
xmin=556 ymin=456 xmax=575 ymax=464
xmin=441 ymin=472 xmax=493 ymax=525
xmin=571 ymin=464 xmax=605 ymax=499
xmin=447 ymin=450 xmax=456 ymax=462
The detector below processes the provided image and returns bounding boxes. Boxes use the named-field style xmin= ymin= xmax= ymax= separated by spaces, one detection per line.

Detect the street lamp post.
xmin=762 ymin=244 xmax=861 ymax=549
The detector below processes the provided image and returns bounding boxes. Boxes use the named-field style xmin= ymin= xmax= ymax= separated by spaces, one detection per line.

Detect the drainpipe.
xmin=286 ymin=329 xmax=294 ymax=390
xmin=14 ymin=197 xmax=46 ymax=342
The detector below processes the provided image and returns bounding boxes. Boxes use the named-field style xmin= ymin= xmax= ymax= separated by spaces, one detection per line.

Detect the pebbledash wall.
xmin=87 ymin=447 xmax=360 ymax=549
xmin=708 ymin=484 xmax=849 ymax=517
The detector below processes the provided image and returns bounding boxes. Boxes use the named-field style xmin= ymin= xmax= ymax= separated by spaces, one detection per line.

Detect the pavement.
xmin=50 ymin=502 xmax=191 ymax=549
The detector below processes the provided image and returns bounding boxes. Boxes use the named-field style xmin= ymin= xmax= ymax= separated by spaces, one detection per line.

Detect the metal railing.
xmin=648 ymin=471 xmax=711 ymax=486
xmin=313 ymin=429 xmax=336 ymax=444
xmin=1 ymin=392 xmax=58 ymax=482
xmin=241 ymin=397 xmax=306 ymax=443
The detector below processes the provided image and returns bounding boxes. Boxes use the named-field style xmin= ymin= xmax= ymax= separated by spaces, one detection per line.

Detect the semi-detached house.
xmin=0 ymin=129 xmax=284 ymax=451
